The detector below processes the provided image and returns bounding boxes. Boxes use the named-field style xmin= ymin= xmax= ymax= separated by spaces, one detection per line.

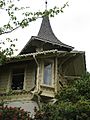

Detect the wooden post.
xmin=36 ymin=64 xmax=40 ymax=91
xmin=55 ymin=57 xmax=58 ymax=94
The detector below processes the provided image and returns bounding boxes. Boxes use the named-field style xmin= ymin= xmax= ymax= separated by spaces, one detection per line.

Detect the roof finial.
xmin=45 ymin=0 xmax=47 ymax=10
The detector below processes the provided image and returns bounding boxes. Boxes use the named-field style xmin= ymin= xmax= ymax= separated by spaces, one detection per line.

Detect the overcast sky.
xmin=1 ymin=0 xmax=90 ymax=72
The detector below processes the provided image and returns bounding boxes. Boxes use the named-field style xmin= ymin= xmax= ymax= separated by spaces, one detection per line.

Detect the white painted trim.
xmin=6 ymin=70 xmax=11 ymax=92
xmin=23 ymin=65 xmax=27 ymax=90
xmin=54 ymin=57 xmax=58 ymax=93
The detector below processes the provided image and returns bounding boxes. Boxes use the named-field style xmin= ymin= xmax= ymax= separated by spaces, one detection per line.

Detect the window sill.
xmin=6 ymin=90 xmax=31 ymax=95
xmin=40 ymin=84 xmax=55 ymax=97
xmin=40 ymin=84 xmax=54 ymax=89
xmin=64 ymin=76 xmax=80 ymax=79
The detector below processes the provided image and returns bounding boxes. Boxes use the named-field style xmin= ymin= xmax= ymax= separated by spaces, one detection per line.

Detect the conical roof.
xmin=37 ymin=16 xmax=73 ymax=49
xmin=20 ymin=16 xmax=74 ymax=55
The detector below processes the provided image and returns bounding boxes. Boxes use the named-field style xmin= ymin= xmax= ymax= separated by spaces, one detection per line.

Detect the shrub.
xmin=35 ymin=73 xmax=90 ymax=120
xmin=0 ymin=105 xmax=31 ymax=120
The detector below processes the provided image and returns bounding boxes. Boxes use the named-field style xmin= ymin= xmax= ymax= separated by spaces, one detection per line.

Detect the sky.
xmin=0 ymin=0 xmax=90 ymax=72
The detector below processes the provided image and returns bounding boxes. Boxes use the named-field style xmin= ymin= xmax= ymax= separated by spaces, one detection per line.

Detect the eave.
xmin=6 ymin=50 xmax=85 ymax=64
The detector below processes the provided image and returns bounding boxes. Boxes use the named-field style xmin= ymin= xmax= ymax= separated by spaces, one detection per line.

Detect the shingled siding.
xmin=63 ymin=60 xmax=75 ymax=76
xmin=73 ymin=54 xmax=86 ymax=76
xmin=0 ymin=68 xmax=10 ymax=93
xmin=62 ymin=54 xmax=85 ymax=76
xmin=25 ymin=63 xmax=36 ymax=91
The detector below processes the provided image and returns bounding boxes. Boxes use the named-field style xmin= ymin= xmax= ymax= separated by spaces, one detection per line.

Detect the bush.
xmin=0 ymin=105 xmax=31 ymax=120
xmin=36 ymin=73 xmax=90 ymax=120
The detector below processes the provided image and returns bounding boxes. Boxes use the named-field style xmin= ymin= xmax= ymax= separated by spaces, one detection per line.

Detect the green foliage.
xmin=0 ymin=105 xmax=31 ymax=120
xmin=56 ymin=73 xmax=90 ymax=103
xmin=0 ymin=38 xmax=17 ymax=64
xmin=37 ymin=73 xmax=90 ymax=120
xmin=74 ymin=73 xmax=90 ymax=100
xmin=0 ymin=0 xmax=5 ymax=8
xmin=0 ymin=1 xmax=68 ymax=35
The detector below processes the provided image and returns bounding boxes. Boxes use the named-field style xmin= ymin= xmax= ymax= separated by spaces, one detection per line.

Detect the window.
xmin=43 ymin=62 xmax=52 ymax=86
xmin=11 ymin=68 xmax=24 ymax=90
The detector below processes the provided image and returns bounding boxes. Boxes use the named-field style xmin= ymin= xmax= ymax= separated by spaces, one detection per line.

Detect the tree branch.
xmin=0 ymin=26 xmax=20 ymax=35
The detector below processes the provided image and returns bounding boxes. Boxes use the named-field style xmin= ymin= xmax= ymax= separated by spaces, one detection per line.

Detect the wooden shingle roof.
xmin=20 ymin=16 xmax=74 ymax=55
xmin=37 ymin=16 xmax=73 ymax=49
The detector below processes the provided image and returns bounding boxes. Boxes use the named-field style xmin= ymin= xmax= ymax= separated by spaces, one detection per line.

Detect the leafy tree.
xmin=35 ymin=73 xmax=90 ymax=120
xmin=0 ymin=0 xmax=68 ymax=64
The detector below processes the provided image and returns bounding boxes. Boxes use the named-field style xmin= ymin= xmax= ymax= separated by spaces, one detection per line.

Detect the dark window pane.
xmin=13 ymin=68 xmax=24 ymax=75
xmin=11 ymin=68 xmax=24 ymax=90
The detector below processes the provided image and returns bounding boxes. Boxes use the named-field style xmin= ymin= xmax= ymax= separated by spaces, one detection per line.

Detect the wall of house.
xmin=0 ymin=62 xmax=38 ymax=116
xmin=0 ymin=67 xmax=10 ymax=93
xmin=62 ymin=54 xmax=86 ymax=76
xmin=73 ymin=54 xmax=86 ymax=75
xmin=5 ymin=100 xmax=39 ymax=117
xmin=0 ymin=56 xmax=59 ymax=102
xmin=0 ymin=61 xmax=36 ymax=96
xmin=0 ymin=57 xmax=56 ymax=114
xmin=25 ymin=62 xmax=36 ymax=91
xmin=57 ymin=54 xmax=86 ymax=91
xmin=62 ymin=59 xmax=75 ymax=76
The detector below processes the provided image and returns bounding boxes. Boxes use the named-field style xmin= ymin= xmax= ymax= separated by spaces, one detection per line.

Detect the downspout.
xmin=32 ymin=54 xmax=41 ymax=109
xmin=33 ymin=54 xmax=39 ymax=91
xmin=33 ymin=54 xmax=39 ymax=66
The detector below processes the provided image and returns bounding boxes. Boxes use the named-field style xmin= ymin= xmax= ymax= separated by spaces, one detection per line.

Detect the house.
xmin=0 ymin=16 xmax=86 ymax=115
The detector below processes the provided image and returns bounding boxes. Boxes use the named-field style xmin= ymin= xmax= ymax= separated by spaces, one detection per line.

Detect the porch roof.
xmin=6 ymin=49 xmax=85 ymax=63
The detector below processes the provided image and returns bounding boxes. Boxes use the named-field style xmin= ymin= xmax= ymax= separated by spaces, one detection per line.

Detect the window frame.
xmin=11 ymin=67 xmax=25 ymax=91
xmin=42 ymin=59 xmax=54 ymax=87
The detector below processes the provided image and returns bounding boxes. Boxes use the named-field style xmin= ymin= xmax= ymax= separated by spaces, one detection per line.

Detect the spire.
xmin=19 ymin=14 xmax=74 ymax=55
xmin=37 ymin=16 xmax=73 ymax=51
xmin=45 ymin=0 xmax=47 ymax=10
